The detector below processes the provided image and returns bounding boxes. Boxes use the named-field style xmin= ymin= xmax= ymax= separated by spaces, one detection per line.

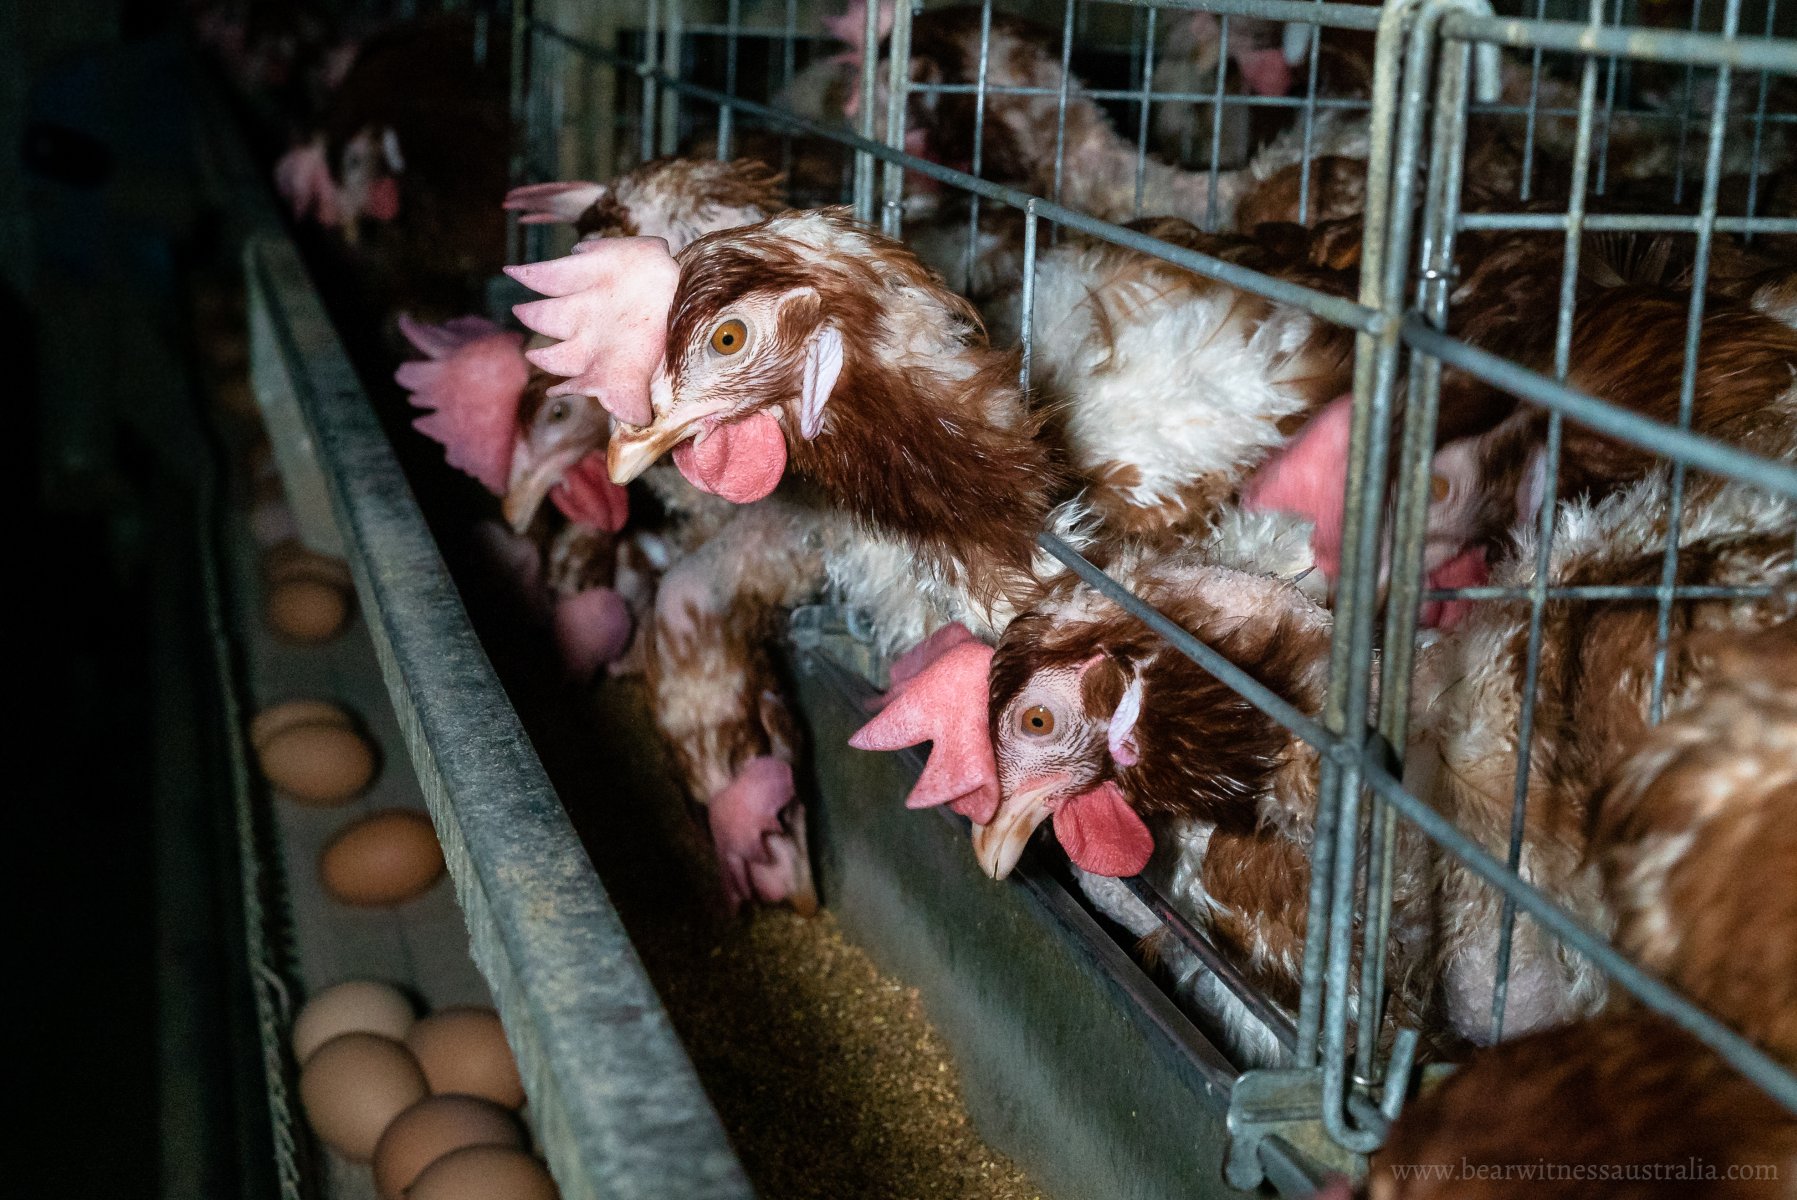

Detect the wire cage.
xmin=505 ymin=0 xmax=1796 ymax=1188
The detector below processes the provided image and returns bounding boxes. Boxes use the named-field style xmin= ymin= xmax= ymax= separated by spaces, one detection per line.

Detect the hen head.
xmin=976 ymin=558 xmax=1332 ymax=880
xmin=978 ymin=614 xmax=1153 ymax=880
xmin=600 ymin=209 xmax=963 ymax=502
xmin=504 ymin=365 xmax=617 ymax=530
xmin=275 ymin=125 xmax=402 ymax=238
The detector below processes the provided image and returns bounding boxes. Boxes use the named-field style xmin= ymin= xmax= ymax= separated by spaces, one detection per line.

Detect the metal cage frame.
xmin=506 ymin=0 xmax=1797 ymax=1185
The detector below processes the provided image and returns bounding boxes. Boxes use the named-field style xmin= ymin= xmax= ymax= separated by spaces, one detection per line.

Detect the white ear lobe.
xmin=799 ymin=324 xmax=843 ymax=441
xmin=381 ymin=127 xmax=405 ymax=173
xmin=1516 ymin=445 xmax=1549 ymax=529
xmin=1108 ymin=672 xmax=1144 ymax=767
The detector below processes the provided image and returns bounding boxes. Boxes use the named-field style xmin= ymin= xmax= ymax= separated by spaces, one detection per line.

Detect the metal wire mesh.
xmin=508 ymin=0 xmax=1797 ymax=1176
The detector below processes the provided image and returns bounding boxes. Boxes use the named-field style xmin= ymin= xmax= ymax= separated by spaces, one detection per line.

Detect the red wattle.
xmin=365 ymin=176 xmax=401 ymax=221
xmin=1053 ymin=781 xmax=1154 ymax=877
xmin=673 ymin=411 xmax=788 ymax=503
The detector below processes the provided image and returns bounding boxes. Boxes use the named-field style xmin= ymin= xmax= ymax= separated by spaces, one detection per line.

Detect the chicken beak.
xmin=607 ymin=420 xmax=699 ymax=485
xmin=504 ymin=450 xmax=575 ymax=533
xmin=971 ymin=780 xmax=1062 ymax=881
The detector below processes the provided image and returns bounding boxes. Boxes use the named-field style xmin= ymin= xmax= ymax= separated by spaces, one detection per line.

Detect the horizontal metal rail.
xmin=529 ymin=20 xmax=1386 ymax=335
xmin=1457 ymin=211 xmax=1797 ymax=234
xmin=246 ymin=235 xmax=752 ymax=1200
xmin=1443 ymin=10 xmax=1797 ymax=71
xmin=1039 ymin=532 xmax=1797 ymax=1116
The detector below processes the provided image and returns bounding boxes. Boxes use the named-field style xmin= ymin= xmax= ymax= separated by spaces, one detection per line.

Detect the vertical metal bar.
xmin=1518 ymin=0 xmax=1550 ymax=201
xmin=1204 ymin=15 xmax=1231 ymax=233
xmin=1019 ymin=202 xmax=1040 ymax=395
xmin=1671 ymin=0 xmax=1707 ymax=205
xmin=660 ymin=0 xmax=684 ymax=159
xmin=507 ymin=0 xmax=533 ymax=266
xmin=1593 ymin=0 xmax=1625 ymax=196
xmin=717 ymin=0 xmax=741 ymax=160
xmin=1051 ymin=0 xmax=1076 ymax=220
xmin=1487 ymin=0 xmax=1605 ymax=1046
xmin=853 ymin=0 xmax=884 ymax=224
xmin=1651 ymin=0 xmax=1742 ymax=722
xmin=963 ymin=2 xmax=995 ymax=283
xmin=1295 ymin=0 xmax=1432 ymax=1070
xmin=1298 ymin=1 xmax=1327 ymax=223
xmin=1742 ymin=0 xmax=1778 ymax=243
xmin=881 ymin=0 xmax=915 ymax=239
xmin=781 ymin=0 xmax=797 ymax=191
xmin=1318 ymin=2 xmax=1497 ymax=1155
xmin=1133 ymin=5 xmax=1161 ymax=217
xmin=1356 ymin=27 xmax=1478 ymax=1085
xmin=640 ymin=0 xmax=661 ymax=167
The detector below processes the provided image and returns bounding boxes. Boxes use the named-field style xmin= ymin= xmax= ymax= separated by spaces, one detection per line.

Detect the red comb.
xmin=505 ymin=236 xmax=679 ymax=428
xmin=503 ymin=180 xmax=607 ymax=227
xmin=551 ymin=451 xmax=631 ymax=532
xmin=850 ymin=638 xmax=1000 ymax=824
xmin=396 ymin=314 xmax=530 ymax=495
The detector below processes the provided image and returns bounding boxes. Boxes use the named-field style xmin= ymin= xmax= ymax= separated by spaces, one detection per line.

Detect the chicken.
xmin=974 ymin=473 xmax=1795 ymax=1049
xmin=1366 ymin=623 xmax=1797 ymax=1199
xmin=1594 ymin=618 xmax=1797 ymax=1066
xmin=646 ymin=500 xmax=828 ymax=913
xmin=1364 ymin=1009 xmax=1797 ymax=1200
xmin=394 ymin=314 xmax=635 ymax=677
xmin=1243 ymin=229 xmax=1797 ymax=627
xmin=274 ymin=15 xmax=509 ymax=313
xmin=503 ymin=156 xmax=787 ymax=251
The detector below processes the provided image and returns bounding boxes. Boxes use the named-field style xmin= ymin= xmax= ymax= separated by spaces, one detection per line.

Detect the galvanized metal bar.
xmin=1426 ymin=582 xmax=1789 ymax=602
xmin=1441 ymin=10 xmax=1797 ymax=71
xmin=1489 ymin=0 xmax=1607 ymax=1045
xmin=1457 ymin=211 xmax=1797 ymax=233
xmin=716 ymin=0 xmax=741 ymax=159
xmin=1095 ymin=0 xmax=1386 ymax=29
xmin=1517 ymin=0 xmax=1550 ymax=200
xmin=639 ymin=0 xmax=660 ymax=166
xmin=1742 ymin=0 xmax=1779 ymax=242
xmin=1206 ymin=14 xmax=1232 ymax=231
xmin=779 ymin=0 xmax=797 ymax=187
xmin=1593 ymin=0 xmax=1626 ymax=195
xmin=247 ymin=236 xmax=752 ymax=1200
xmin=1133 ymin=4 xmax=1161 ymax=217
xmin=853 ymin=0 xmax=881 ymax=223
xmin=1292 ymin=0 xmax=1427 ymax=1072
xmin=1652 ymin=0 xmax=1745 ymax=724
xmin=1671 ymin=0 xmax=1710 ymax=206
xmin=1298 ymin=0 xmax=1328 ymax=221
xmin=659 ymin=0 xmax=684 ymax=159
xmin=1402 ymin=320 xmax=1797 ymax=498
xmin=1051 ymin=0 xmax=1076 ymax=212
xmin=879 ymin=0 xmax=914 ymax=238
xmin=507 ymin=0 xmax=532 ymax=265
xmin=1018 ymin=201 xmax=1039 ymax=394
xmin=964 ymin=1 xmax=996 ymax=287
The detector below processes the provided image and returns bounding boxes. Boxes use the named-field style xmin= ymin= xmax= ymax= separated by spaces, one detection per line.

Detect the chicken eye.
xmin=1431 ymin=473 xmax=1450 ymax=502
xmin=1019 ymin=705 xmax=1056 ymax=737
xmin=548 ymin=400 xmax=570 ymax=423
xmin=710 ymin=318 xmax=749 ymax=356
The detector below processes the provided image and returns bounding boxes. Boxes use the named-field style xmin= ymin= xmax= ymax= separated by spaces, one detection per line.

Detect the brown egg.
xmin=408 ymin=1146 xmax=559 ymax=1200
xmin=372 ymin=1095 xmax=525 ymax=1200
xmin=298 ymin=1032 xmax=429 ymax=1162
xmin=320 ymin=810 xmax=446 ymax=907
xmin=264 ymin=541 xmax=353 ymax=588
xmin=292 ymin=981 xmax=416 ymax=1064
xmin=250 ymin=699 xmax=353 ymax=750
xmin=258 ymin=721 xmax=378 ymax=806
xmin=407 ymin=1007 xmax=526 ymax=1109
xmin=266 ymin=577 xmax=353 ymax=643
